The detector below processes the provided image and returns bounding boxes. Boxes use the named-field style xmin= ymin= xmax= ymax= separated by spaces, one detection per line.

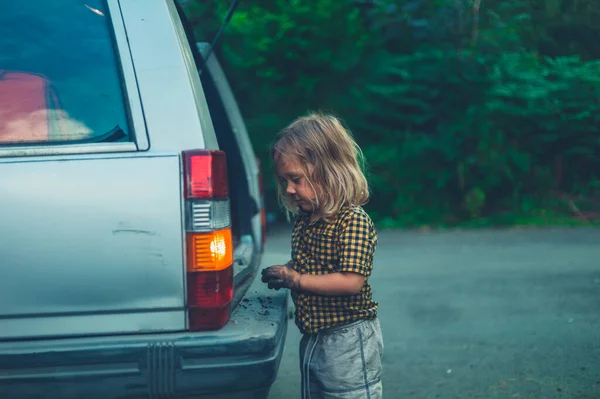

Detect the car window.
xmin=0 ymin=0 xmax=130 ymax=145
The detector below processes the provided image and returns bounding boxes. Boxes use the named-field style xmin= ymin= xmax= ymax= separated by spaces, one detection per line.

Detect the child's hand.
xmin=261 ymin=265 xmax=301 ymax=290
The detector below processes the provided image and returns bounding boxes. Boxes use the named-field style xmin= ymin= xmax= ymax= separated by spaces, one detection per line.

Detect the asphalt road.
xmin=264 ymin=224 xmax=600 ymax=399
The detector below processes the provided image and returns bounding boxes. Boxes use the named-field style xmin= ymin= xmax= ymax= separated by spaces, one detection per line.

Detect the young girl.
xmin=261 ymin=113 xmax=384 ymax=399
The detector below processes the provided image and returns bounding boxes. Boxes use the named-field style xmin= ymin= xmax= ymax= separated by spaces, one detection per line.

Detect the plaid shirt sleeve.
xmin=337 ymin=209 xmax=376 ymax=277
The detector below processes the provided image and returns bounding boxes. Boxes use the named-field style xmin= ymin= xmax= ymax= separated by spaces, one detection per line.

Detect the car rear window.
xmin=0 ymin=0 xmax=131 ymax=146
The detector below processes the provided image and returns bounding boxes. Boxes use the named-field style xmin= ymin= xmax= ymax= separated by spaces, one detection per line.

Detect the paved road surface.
xmin=265 ymin=224 xmax=600 ymax=399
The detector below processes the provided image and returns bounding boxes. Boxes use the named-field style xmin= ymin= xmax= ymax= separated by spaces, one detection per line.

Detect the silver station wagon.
xmin=0 ymin=1 xmax=287 ymax=398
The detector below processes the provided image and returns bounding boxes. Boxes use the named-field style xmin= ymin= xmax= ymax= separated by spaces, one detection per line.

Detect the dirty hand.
xmin=261 ymin=265 xmax=301 ymax=290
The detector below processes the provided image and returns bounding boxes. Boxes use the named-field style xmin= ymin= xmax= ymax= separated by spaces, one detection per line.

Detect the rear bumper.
xmin=0 ymin=270 xmax=288 ymax=399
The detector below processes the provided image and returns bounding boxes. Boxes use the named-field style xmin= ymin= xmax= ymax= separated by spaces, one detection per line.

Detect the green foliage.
xmin=180 ymin=0 xmax=600 ymax=227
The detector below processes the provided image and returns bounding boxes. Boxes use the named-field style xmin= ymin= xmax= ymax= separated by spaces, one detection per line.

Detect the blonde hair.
xmin=270 ymin=112 xmax=369 ymax=222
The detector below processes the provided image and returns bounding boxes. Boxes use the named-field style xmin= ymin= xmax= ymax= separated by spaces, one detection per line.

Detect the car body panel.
xmin=0 ymin=154 xmax=187 ymax=339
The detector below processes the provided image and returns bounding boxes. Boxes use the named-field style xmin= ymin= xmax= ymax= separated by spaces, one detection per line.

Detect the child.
xmin=262 ymin=113 xmax=384 ymax=399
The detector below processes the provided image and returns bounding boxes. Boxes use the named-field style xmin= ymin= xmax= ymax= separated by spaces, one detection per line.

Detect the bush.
xmin=180 ymin=0 xmax=600 ymax=226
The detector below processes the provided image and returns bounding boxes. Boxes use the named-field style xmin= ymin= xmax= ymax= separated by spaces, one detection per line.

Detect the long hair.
xmin=270 ymin=112 xmax=369 ymax=222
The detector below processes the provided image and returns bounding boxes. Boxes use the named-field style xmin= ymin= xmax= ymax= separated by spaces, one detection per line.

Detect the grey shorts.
xmin=299 ymin=318 xmax=384 ymax=399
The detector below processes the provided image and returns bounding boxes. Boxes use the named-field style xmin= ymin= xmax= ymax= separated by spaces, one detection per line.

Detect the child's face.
xmin=276 ymin=155 xmax=318 ymax=213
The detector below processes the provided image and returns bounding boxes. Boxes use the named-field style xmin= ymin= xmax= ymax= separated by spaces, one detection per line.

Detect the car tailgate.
xmin=0 ymin=153 xmax=186 ymax=339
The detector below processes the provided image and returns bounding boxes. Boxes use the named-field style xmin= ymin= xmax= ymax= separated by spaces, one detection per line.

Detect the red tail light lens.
xmin=183 ymin=150 xmax=229 ymax=199
xmin=189 ymin=307 xmax=231 ymax=331
xmin=187 ymin=267 xmax=233 ymax=308
xmin=186 ymin=266 xmax=233 ymax=331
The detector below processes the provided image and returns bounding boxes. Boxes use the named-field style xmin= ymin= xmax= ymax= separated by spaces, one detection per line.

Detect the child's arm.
xmin=300 ymin=271 xmax=365 ymax=295
xmin=262 ymin=266 xmax=364 ymax=295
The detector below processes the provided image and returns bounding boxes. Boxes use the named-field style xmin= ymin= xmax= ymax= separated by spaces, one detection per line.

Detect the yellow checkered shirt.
xmin=290 ymin=205 xmax=379 ymax=334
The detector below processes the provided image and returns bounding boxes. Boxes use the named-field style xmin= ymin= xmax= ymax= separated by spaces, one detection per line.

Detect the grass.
xmin=374 ymin=209 xmax=600 ymax=231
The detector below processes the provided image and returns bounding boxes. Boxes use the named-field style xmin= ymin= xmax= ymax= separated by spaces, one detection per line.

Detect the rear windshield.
xmin=0 ymin=1 xmax=131 ymax=146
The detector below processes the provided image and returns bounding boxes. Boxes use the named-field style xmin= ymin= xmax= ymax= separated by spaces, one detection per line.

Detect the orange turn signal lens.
xmin=186 ymin=228 xmax=233 ymax=271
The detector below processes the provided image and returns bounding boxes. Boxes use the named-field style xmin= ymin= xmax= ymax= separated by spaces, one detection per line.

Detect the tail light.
xmin=186 ymin=229 xmax=233 ymax=271
xmin=183 ymin=150 xmax=233 ymax=330
xmin=184 ymin=150 xmax=228 ymax=199
xmin=256 ymin=158 xmax=267 ymax=248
